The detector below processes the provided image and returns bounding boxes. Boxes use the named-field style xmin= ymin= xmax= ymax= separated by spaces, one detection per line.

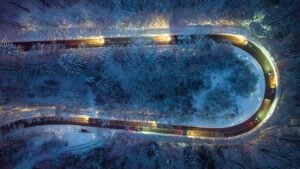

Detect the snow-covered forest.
xmin=0 ymin=0 xmax=299 ymax=169
xmin=0 ymin=37 xmax=262 ymax=127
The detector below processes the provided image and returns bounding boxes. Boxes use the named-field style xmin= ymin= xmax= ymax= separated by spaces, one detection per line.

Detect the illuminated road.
xmin=0 ymin=34 xmax=279 ymax=138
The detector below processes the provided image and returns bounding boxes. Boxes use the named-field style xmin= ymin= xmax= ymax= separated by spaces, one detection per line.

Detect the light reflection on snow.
xmin=188 ymin=19 xmax=236 ymax=27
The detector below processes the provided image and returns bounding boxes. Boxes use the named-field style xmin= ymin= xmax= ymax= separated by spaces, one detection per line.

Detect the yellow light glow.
xmin=263 ymin=99 xmax=271 ymax=105
xmin=147 ymin=16 xmax=170 ymax=29
xmin=153 ymin=34 xmax=172 ymax=44
xmin=18 ymin=107 xmax=39 ymax=112
xmin=149 ymin=121 xmax=157 ymax=128
xmin=268 ymin=73 xmax=277 ymax=88
xmin=12 ymin=106 xmax=57 ymax=113
xmin=76 ymin=115 xmax=89 ymax=124
xmin=187 ymin=130 xmax=198 ymax=137
xmin=86 ymin=37 xmax=105 ymax=46
xmin=215 ymin=34 xmax=248 ymax=46
xmin=234 ymin=35 xmax=248 ymax=46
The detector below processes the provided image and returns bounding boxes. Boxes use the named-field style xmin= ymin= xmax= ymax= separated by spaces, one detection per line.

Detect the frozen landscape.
xmin=0 ymin=36 xmax=264 ymax=128
xmin=0 ymin=0 xmax=299 ymax=169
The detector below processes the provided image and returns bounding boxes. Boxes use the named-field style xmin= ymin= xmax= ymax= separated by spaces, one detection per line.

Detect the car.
xmin=80 ymin=128 xmax=89 ymax=133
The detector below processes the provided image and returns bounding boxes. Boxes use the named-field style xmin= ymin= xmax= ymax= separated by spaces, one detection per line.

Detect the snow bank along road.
xmin=0 ymin=33 xmax=279 ymax=138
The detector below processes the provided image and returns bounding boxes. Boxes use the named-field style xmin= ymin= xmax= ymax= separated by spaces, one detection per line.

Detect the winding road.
xmin=0 ymin=33 xmax=279 ymax=138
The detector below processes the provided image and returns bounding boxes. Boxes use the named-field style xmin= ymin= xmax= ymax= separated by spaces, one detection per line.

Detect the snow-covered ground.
xmin=6 ymin=125 xmax=109 ymax=169
xmin=189 ymin=47 xmax=265 ymax=127
xmin=0 ymin=1 xmax=299 ymax=169
xmin=0 ymin=38 xmax=264 ymax=128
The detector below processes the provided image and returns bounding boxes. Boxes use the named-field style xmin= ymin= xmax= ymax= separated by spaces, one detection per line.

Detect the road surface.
xmin=0 ymin=33 xmax=279 ymax=138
